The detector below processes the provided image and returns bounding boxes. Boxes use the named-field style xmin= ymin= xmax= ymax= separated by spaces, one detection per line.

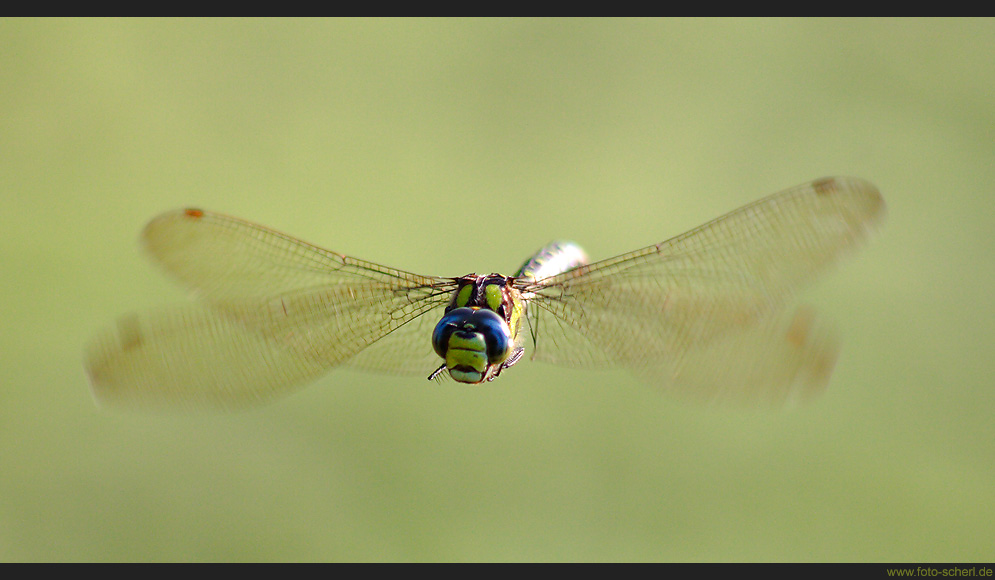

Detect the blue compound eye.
xmin=432 ymin=307 xmax=512 ymax=365
xmin=432 ymin=308 xmax=470 ymax=358
xmin=474 ymin=310 xmax=512 ymax=364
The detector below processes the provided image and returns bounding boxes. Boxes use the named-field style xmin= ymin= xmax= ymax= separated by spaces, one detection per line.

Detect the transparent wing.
xmin=85 ymin=208 xmax=456 ymax=409
xmin=520 ymin=177 xmax=885 ymax=406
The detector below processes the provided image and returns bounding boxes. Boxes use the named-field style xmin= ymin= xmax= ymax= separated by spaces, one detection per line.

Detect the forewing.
xmin=85 ymin=209 xmax=455 ymax=409
xmin=523 ymin=177 xmax=885 ymax=405
xmin=141 ymin=208 xmax=448 ymax=303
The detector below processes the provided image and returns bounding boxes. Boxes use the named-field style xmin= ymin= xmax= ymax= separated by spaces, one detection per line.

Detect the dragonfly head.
xmin=432 ymin=307 xmax=513 ymax=384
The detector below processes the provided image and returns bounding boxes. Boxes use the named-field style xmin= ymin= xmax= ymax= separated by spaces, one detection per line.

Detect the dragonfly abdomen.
xmin=515 ymin=240 xmax=589 ymax=281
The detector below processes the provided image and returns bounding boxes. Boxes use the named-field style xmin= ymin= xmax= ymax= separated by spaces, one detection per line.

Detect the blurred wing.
xmin=522 ymin=177 xmax=885 ymax=405
xmin=85 ymin=208 xmax=455 ymax=409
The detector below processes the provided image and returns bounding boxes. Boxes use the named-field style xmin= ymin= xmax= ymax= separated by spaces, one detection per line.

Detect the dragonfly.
xmin=85 ymin=176 xmax=884 ymax=410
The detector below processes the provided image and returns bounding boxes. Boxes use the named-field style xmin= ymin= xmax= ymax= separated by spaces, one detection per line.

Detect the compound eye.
xmin=432 ymin=308 xmax=473 ymax=358
xmin=431 ymin=307 xmax=512 ymax=365
xmin=472 ymin=309 xmax=512 ymax=364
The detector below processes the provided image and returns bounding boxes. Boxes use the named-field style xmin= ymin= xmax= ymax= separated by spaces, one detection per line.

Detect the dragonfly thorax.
xmin=446 ymin=274 xmax=514 ymax=314
xmin=430 ymin=274 xmax=526 ymax=384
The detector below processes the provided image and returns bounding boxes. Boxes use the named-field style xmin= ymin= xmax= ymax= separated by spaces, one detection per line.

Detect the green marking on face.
xmin=445 ymin=332 xmax=488 ymax=383
xmin=447 ymin=332 xmax=488 ymax=355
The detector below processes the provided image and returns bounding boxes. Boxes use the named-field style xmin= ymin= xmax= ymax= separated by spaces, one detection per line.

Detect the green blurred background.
xmin=2 ymin=18 xmax=992 ymax=562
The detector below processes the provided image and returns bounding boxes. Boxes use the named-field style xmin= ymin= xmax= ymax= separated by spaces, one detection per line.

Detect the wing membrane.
xmin=522 ymin=177 xmax=884 ymax=405
xmin=85 ymin=209 xmax=455 ymax=409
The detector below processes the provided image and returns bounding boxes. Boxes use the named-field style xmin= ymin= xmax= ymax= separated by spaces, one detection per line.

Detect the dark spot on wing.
xmin=811 ymin=177 xmax=838 ymax=196
xmin=117 ymin=315 xmax=143 ymax=352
